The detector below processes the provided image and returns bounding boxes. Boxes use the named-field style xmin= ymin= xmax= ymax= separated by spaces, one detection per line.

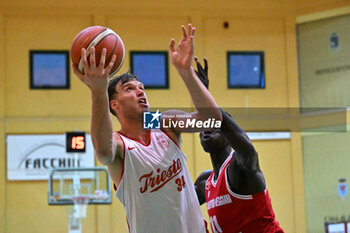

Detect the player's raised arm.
xmin=168 ymin=24 xmax=222 ymax=129
xmin=194 ymin=57 xmax=257 ymax=168
xmin=72 ymin=46 xmax=121 ymax=165
xmin=195 ymin=57 xmax=265 ymax=194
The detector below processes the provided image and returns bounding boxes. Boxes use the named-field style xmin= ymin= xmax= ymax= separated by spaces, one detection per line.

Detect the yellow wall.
xmin=0 ymin=123 xmax=5 ymax=233
xmin=0 ymin=0 xmax=318 ymax=232
xmin=296 ymin=3 xmax=350 ymax=233
xmin=298 ymin=14 xmax=350 ymax=109
xmin=303 ymin=133 xmax=350 ymax=233
xmin=0 ymin=13 xmax=5 ymax=233
xmin=296 ymin=0 xmax=350 ymax=16
xmin=5 ymin=14 xmax=94 ymax=118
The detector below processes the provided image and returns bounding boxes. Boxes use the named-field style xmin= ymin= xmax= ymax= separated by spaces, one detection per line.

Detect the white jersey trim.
xmin=223 ymin=154 xmax=267 ymax=200
xmin=223 ymin=152 xmax=253 ymax=200
xmin=225 ymin=169 xmax=253 ymax=200
xmin=211 ymin=151 xmax=234 ymax=188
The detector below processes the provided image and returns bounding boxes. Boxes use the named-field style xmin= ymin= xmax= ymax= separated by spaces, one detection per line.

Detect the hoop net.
xmin=72 ymin=196 xmax=89 ymax=218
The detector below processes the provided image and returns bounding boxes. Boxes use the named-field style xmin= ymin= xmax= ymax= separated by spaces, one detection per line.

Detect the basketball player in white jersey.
xmin=72 ymin=24 xmax=221 ymax=233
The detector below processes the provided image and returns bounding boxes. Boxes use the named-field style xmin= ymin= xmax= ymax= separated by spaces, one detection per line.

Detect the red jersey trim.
xmin=117 ymin=130 xmax=152 ymax=146
xmin=204 ymin=218 xmax=210 ymax=233
xmin=126 ymin=216 xmax=130 ymax=233
xmin=160 ymin=128 xmax=181 ymax=149
xmin=118 ymin=133 xmax=126 ymax=181
xmin=114 ymin=132 xmax=126 ymax=192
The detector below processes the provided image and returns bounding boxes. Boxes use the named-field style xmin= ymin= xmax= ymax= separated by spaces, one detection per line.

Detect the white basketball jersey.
xmin=115 ymin=129 xmax=206 ymax=233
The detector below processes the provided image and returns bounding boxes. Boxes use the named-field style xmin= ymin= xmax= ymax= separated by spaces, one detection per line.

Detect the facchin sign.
xmin=6 ymin=134 xmax=95 ymax=180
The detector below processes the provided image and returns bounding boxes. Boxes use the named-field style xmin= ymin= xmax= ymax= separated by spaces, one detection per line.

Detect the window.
xmin=30 ymin=50 xmax=70 ymax=89
xmin=130 ymin=51 xmax=169 ymax=89
xmin=227 ymin=51 xmax=265 ymax=89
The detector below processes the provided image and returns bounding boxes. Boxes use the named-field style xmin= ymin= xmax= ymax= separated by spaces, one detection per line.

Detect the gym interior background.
xmin=1 ymin=0 xmax=350 ymax=232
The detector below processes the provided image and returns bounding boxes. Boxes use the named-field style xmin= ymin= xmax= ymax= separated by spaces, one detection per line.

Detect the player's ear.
xmin=110 ymin=99 xmax=119 ymax=112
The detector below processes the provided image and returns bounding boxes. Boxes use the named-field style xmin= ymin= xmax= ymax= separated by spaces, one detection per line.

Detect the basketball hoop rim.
xmin=72 ymin=195 xmax=90 ymax=205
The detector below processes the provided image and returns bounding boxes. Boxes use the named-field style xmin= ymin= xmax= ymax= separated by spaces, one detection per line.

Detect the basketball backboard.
xmin=48 ymin=167 xmax=112 ymax=205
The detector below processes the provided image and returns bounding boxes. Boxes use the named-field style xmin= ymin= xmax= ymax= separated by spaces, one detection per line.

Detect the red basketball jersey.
xmin=205 ymin=153 xmax=284 ymax=233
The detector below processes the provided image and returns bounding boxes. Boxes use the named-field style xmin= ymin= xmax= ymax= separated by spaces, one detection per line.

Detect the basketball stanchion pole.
xmin=66 ymin=131 xmax=87 ymax=233
xmin=73 ymin=152 xmax=81 ymax=197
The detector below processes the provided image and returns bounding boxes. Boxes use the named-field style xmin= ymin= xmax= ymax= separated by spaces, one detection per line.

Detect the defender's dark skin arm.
xmin=194 ymin=170 xmax=212 ymax=205
xmin=220 ymin=109 xmax=266 ymax=194
xmin=195 ymin=57 xmax=266 ymax=195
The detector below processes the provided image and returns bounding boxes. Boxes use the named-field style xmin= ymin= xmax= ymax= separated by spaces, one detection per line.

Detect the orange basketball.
xmin=70 ymin=26 xmax=125 ymax=76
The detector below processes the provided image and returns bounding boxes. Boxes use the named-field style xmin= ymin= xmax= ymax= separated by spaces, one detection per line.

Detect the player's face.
xmin=114 ymin=80 xmax=150 ymax=117
xmin=200 ymin=129 xmax=228 ymax=153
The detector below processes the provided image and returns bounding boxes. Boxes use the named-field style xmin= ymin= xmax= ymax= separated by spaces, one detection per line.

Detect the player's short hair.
xmin=108 ymin=72 xmax=142 ymax=116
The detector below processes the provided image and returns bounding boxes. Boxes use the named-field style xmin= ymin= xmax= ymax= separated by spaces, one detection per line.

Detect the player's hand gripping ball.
xmin=70 ymin=26 xmax=125 ymax=76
